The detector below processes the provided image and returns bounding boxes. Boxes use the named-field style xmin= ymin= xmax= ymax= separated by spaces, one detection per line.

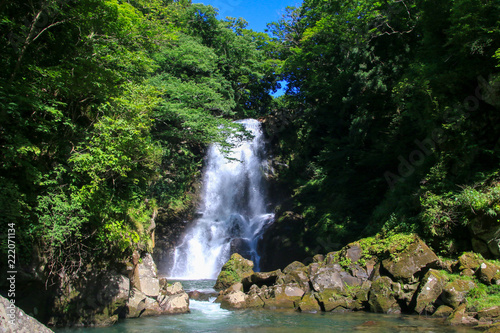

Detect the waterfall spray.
xmin=169 ymin=119 xmax=274 ymax=279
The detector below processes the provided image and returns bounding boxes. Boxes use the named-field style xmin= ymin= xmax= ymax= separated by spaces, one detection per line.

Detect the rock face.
xmin=49 ymin=252 xmax=189 ymax=327
xmin=0 ymin=295 xmax=53 ymax=333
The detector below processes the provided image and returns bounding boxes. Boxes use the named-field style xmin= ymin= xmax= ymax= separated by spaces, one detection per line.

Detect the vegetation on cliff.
xmin=265 ymin=0 xmax=500 ymax=258
xmin=0 ymin=0 xmax=277 ymax=284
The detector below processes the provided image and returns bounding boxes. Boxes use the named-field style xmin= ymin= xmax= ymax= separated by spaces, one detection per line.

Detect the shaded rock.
xmin=368 ymin=276 xmax=401 ymax=314
xmin=441 ymin=279 xmax=477 ymax=308
xmin=126 ymin=288 xmax=148 ymax=318
xmin=476 ymin=262 xmax=500 ymax=285
xmin=230 ymin=238 xmax=253 ymax=259
xmin=283 ymin=261 xmax=306 ymax=274
xmin=257 ymin=211 xmax=309 ymax=271
xmin=381 ymin=238 xmax=438 ymax=282
xmin=297 ymin=293 xmax=321 ymax=312
xmin=469 ymin=214 xmax=500 ymax=258
xmin=214 ymin=253 xmax=254 ymax=290
xmin=414 ymin=269 xmax=448 ymax=314
xmin=432 ymin=305 xmax=454 ymax=318
xmin=242 ymin=270 xmax=281 ymax=290
xmin=0 ymin=295 xmax=54 ymax=333
xmin=477 ymin=306 xmax=500 ymax=321
xmin=313 ymin=254 xmax=325 ymax=263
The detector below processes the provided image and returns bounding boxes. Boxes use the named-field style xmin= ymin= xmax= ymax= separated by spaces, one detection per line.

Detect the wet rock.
xmin=414 ymin=269 xmax=448 ymax=314
xmin=381 ymin=238 xmax=438 ymax=282
xmin=447 ymin=304 xmax=478 ymax=326
xmin=368 ymin=276 xmax=401 ymax=314
xmin=159 ymin=293 xmax=189 ymax=314
xmin=441 ymin=279 xmax=477 ymax=308
xmin=0 ymin=295 xmax=54 ymax=333
xmin=297 ymin=293 xmax=321 ymax=312
xmin=432 ymin=305 xmax=454 ymax=318
xmin=214 ymin=253 xmax=254 ymax=290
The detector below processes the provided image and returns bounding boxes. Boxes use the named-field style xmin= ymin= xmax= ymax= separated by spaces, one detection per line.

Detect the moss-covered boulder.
xmin=446 ymin=303 xmax=478 ymax=326
xmin=297 ymin=293 xmax=321 ymax=312
xmin=368 ymin=276 xmax=401 ymax=314
xmin=214 ymin=254 xmax=254 ymax=290
xmin=456 ymin=252 xmax=482 ymax=272
xmin=476 ymin=262 xmax=500 ymax=285
xmin=441 ymin=279 xmax=477 ymax=308
xmin=414 ymin=269 xmax=448 ymax=314
xmin=381 ymin=238 xmax=438 ymax=282
xmin=433 ymin=305 xmax=454 ymax=318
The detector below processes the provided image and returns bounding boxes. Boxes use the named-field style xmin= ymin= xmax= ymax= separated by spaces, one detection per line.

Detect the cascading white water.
xmin=169 ymin=119 xmax=274 ymax=279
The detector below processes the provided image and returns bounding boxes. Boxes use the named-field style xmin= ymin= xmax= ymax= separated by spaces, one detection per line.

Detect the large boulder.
xmin=381 ymin=238 xmax=438 ymax=282
xmin=310 ymin=266 xmax=344 ymax=293
xmin=414 ymin=269 xmax=448 ymax=314
xmin=214 ymin=253 xmax=254 ymax=290
xmin=441 ymin=279 xmax=477 ymax=309
xmin=368 ymin=276 xmax=401 ymax=314
xmin=0 ymin=295 xmax=53 ymax=333
xmin=131 ymin=253 xmax=160 ymax=297
xmin=476 ymin=262 xmax=500 ymax=285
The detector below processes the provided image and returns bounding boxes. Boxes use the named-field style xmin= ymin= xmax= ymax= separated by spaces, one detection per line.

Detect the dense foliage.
xmin=0 ymin=0 xmax=276 ymax=282
xmin=268 ymin=0 xmax=500 ymax=256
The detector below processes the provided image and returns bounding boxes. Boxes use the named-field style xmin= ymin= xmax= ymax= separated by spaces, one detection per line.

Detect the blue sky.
xmin=193 ymin=0 xmax=302 ymax=33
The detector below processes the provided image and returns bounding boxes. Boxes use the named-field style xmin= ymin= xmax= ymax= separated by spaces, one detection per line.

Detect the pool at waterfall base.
xmin=56 ymin=279 xmax=475 ymax=333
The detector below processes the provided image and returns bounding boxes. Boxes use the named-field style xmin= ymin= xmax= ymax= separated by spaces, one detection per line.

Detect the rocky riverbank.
xmin=214 ymin=234 xmax=500 ymax=332
xmin=47 ymin=252 xmax=189 ymax=327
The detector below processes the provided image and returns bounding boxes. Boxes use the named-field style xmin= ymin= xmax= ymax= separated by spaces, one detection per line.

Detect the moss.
xmin=467 ymin=284 xmax=500 ymax=311
xmin=214 ymin=253 xmax=254 ymax=290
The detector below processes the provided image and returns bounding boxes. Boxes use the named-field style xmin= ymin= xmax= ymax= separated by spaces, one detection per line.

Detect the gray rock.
xmin=414 ymin=269 xmax=447 ymax=314
xmin=0 ymin=295 xmax=53 ymax=333
xmin=381 ymin=238 xmax=438 ymax=282
xmin=311 ymin=267 xmax=345 ymax=292
xmin=160 ymin=293 xmax=190 ymax=313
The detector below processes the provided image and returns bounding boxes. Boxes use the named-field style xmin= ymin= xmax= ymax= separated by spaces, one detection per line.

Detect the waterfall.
xmin=169 ymin=119 xmax=274 ymax=279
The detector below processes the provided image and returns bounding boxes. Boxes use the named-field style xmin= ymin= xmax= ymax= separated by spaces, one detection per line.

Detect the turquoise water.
xmin=56 ymin=280 xmax=474 ymax=333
